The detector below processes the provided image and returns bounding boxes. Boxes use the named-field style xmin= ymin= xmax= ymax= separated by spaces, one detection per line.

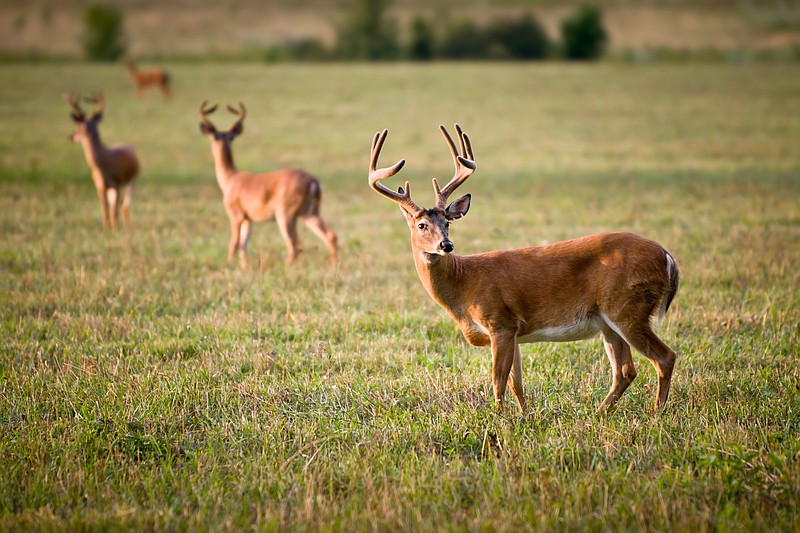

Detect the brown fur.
xmin=199 ymin=102 xmax=337 ymax=267
xmin=370 ymin=126 xmax=680 ymax=414
xmin=126 ymin=61 xmax=171 ymax=98
xmin=66 ymin=94 xmax=139 ymax=231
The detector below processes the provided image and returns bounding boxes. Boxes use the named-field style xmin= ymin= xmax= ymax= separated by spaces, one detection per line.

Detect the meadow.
xmin=1 ymin=62 xmax=800 ymax=530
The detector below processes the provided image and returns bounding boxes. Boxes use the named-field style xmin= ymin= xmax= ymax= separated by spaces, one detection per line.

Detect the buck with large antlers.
xmin=368 ymin=125 xmax=679 ymax=413
xmin=199 ymin=101 xmax=338 ymax=267
xmin=126 ymin=60 xmax=171 ymax=98
xmin=66 ymin=93 xmax=140 ymax=231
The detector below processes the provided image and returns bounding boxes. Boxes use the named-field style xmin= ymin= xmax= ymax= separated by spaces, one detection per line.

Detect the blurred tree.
xmin=264 ymin=38 xmax=330 ymax=62
xmin=439 ymin=19 xmax=489 ymax=60
xmin=487 ymin=13 xmax=550 ymax=59
xmin=82 ymin=4 xmax=126 ymax=62
xmin=408 ymin=14 xmax=435 ymax=61
xmin=560 ymin=5 xmax=607 ymax=60
xmin=336 ymin=0 xmax=399 ymax=60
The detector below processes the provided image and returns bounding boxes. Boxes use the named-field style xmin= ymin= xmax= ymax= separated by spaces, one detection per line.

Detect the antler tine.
xmin=227 ymin=102 xmax=246 ymax=118
xmin=85 ymin=91 xmax=105 ymax=113
xmin=199 ymin=100 xmax=218 ymax=124
xmin=62 ymin=92 xmax=78 ymax=107
xmin=434 ymin=124 xmax=477 ymax=209
xmin=368 ymin=129 xmax=421 ymax=215
xmin=227 ymin=102 xmax=246 ymax=129
xmin=63 ymin=92 xmax=84 ymax=117
xmin=456 ymin=124 xmax=475 ymax=161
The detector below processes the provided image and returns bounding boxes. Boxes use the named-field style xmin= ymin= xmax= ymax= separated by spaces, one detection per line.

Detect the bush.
xmin=335 ymin=0 xmax=400 ymax=60
xmin=486 ymin=13 xmax=550 ymax=60
xmin=407 ymin=15 xmax=435 ymax=61
xmin=438 ymin=19 xmax=489 ymax=60
xmin=82 ymin=4 xmax=126 ymax=62
xmin=560 ymin=5 xmax=607 ymax=60
xmin=263 ymin=38 xmax=330 ymax=62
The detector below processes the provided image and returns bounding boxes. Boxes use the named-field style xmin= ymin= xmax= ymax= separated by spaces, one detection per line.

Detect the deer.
xmin=126 ymin=60 xmax=171 ymax=98
xmin=65 ymin=93 xmax=140 ymax=232
xmin=199 ymin=101 xmax=338 ymax=268
xmin=368 ymin=125 xmax=680 ymax=414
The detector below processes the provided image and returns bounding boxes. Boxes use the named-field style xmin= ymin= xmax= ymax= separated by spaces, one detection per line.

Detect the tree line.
xmin=83 ymin=1 xmax=607 ymax=62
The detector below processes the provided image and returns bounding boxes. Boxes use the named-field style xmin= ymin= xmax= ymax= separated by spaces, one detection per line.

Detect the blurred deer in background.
xmin=65 ymin=93 xmax=139 ymax=232
xmin=368 ymin=125 xmax=679 ymax=413
xmin=199 ymin=101 xmax=338 ymax=267
xmin=126 ymin=60 xmax=171 ymax=98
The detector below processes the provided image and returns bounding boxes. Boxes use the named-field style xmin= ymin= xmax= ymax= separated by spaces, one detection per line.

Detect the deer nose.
xmin=440 ymin=240 xmax=454 ymax=253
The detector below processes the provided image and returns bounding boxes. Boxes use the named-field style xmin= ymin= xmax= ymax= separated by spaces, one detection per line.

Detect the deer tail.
xmin=658 ymin=250 xmax=680 ymax=322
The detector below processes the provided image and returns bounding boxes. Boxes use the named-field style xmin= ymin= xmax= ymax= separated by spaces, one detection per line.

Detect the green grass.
xmin=1 ymin=62 xmax=800 ymax=530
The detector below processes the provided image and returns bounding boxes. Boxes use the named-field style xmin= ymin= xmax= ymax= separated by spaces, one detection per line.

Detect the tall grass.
xmin=1 ymin=62 xmax=799 ymax=530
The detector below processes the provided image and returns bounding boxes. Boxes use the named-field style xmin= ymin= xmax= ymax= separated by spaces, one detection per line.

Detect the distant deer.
xmin=126 ymin=60 xmax=171 ymax=98
xmin=65 ymin=93 xmax=139 ymax=232
xmin=199 ymin=101 xmax=338 ymax=267
xmin=368 ymin=125 xmax=680 ymax=413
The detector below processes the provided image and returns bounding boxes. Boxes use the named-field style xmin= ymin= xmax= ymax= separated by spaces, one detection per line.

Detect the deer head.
xmin=369 ymin=124 xmax=476 ymax=259
xmin=65 ymin=92 xmax=104 ymax=143
xmin=199 ymin=101 xmax=246 ymax=143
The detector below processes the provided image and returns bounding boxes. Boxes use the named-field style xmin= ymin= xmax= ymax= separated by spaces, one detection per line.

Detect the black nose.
xmin=440 ymin=240 xmax=454 ymax=253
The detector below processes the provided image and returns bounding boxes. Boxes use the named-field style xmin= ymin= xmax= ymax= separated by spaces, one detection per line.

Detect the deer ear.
xmin=200 ymin=122 xmax=215 ymax=135
xmin=90 ymin=111 xmax=103 ymax=122
xmin=230 ymin=121 xmax=243 ymax=137
xmin=446 ymin=194 xmax=471 ymax=220
xmin=70 ymin=112 xmax=84 ymax=123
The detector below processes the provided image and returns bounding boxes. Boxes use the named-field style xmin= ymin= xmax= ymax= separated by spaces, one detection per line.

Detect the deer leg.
xmin=238 ymin=219 xmax=252 ymax=267
xmin=227 ymin=217 xmax=242 ymax=264
xmin=106 ymin=188 xmax=119 ymax=232
xmin=490 ymin=332 xmax=517 ymax=410
xmin=611 ymin=319 xmax=676 ymax=412
xmin=507 ymin=343 xmax=527 ymax=414
xmin=597 ymin=326 xmax=637 ymax=412
xmin=95 ymin=186 xmax=110 ymax=231
xmin=303 ymin=216 xmax=339 ymax=265
xmin=635 ymin=329 xmax=675 ymax=412
xmin=120 ymin=184 xmax=134 ymax=231
xmin=276 ymin=214 xmax=300 ymax=264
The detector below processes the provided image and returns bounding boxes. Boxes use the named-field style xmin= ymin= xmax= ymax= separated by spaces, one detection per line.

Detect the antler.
xmin=63 ymin=92 xmax=85 ymax=120
xmin=84 ymin=92 xmax=105 ymax=114
xmin=368 ymin=129 xmax=422 ymax=215
xmin=199 ymin=100 xmax=218 ymax=126
xmin=227 ymin=102 xmax=246 ymax=130
xmin=433 ymin=124 xmax=477 ymax=209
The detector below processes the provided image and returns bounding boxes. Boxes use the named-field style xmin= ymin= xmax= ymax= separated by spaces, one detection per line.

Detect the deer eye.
xmin=417 ymin=222 xmax=427 ymax=231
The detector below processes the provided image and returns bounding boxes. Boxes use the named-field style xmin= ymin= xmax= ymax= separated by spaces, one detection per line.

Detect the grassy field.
xmin=1 ymin=62 xmax=800 ymax=530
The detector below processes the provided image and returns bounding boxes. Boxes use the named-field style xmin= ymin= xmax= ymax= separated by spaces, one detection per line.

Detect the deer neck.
xmin=79 ymin=131 xmax=108 ymax=169
xmin=412 ymin=250 xmax=466 ymax=317
xmin=211 ymin=142 xmax=237 ymax=192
